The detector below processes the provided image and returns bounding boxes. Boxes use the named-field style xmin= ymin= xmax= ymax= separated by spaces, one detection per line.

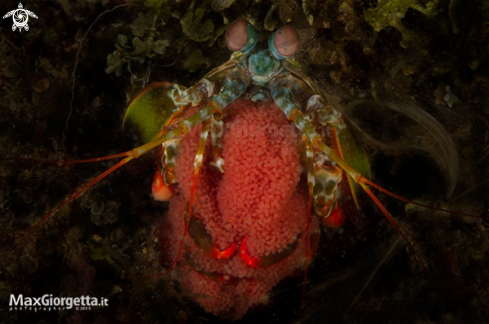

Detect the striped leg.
xmin=157 ymin=76 xmax=249 ymax=274
xmin=270 ymin=84 xmax=423 ymax=265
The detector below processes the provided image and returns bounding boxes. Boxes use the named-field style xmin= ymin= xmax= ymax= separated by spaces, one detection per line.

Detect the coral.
xmin=364 ymin=0 xmax=440 ymax=50
xmin=182 ymin=49 xmax=205 ymax=72
xmin=302 ymin=0 xmax=320 ymax=25
xmin=211 ymin=0 xmax=236 ymax=12
xmin=180 ymin=0 xmax=215 ymax=42
xmin=264 ymin=4 xmax=278 ymax=31
xmin=105 ymin=11 xmax=170 ymax=78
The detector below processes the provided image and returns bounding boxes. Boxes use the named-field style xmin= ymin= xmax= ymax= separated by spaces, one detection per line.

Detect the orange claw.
xmin=211 ymin=242 xmax=238 ymax=259
xmin=152 ymin=168 xmax=174 ymax=201
xmin=239 ymin=236 xmax=260 ymax=268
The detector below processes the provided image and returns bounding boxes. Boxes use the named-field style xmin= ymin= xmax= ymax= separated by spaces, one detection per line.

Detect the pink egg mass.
xmin=157 ymin=98 xmax=320 ymax=320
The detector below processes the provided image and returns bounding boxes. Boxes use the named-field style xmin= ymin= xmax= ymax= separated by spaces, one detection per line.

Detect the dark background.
xmin=1 ymin=0 xmax=488 ymax=323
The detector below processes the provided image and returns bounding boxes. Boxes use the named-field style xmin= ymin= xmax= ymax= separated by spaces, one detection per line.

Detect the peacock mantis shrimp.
xmin=7 ymin=18 xmax=484 ymax=321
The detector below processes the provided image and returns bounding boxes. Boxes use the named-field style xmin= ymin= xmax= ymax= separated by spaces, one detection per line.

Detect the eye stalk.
xmin=268 ymin=25 xmax=300 ymax=60
xmin=225 ymin=19 xmax=259 ymax=53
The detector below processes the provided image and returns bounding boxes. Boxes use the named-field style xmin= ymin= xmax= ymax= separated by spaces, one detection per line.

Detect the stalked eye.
xmin=225 ymin=19 xmax=258 ymax=53
xmin=268 ymin=25 xmax=300 ymax=59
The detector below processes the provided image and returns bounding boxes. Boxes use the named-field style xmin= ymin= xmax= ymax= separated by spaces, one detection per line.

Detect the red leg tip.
xmin=322 ymin=207 xmax=344 ymax=229
xmin=211 ymin=242 xmax=238 ymax=259
xmin=239 ymin=237 xmax=260 ymax=268
xmin=152 ymin=169 xmax=174 ymax=201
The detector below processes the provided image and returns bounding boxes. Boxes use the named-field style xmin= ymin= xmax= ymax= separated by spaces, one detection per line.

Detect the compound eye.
xmin=225 ymin=19 xmax=258 ymax=53
xmin=225 ymin=19 xmax=247 ymax=51
xmin=268 ymin=25 xmax=300 ymax=59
